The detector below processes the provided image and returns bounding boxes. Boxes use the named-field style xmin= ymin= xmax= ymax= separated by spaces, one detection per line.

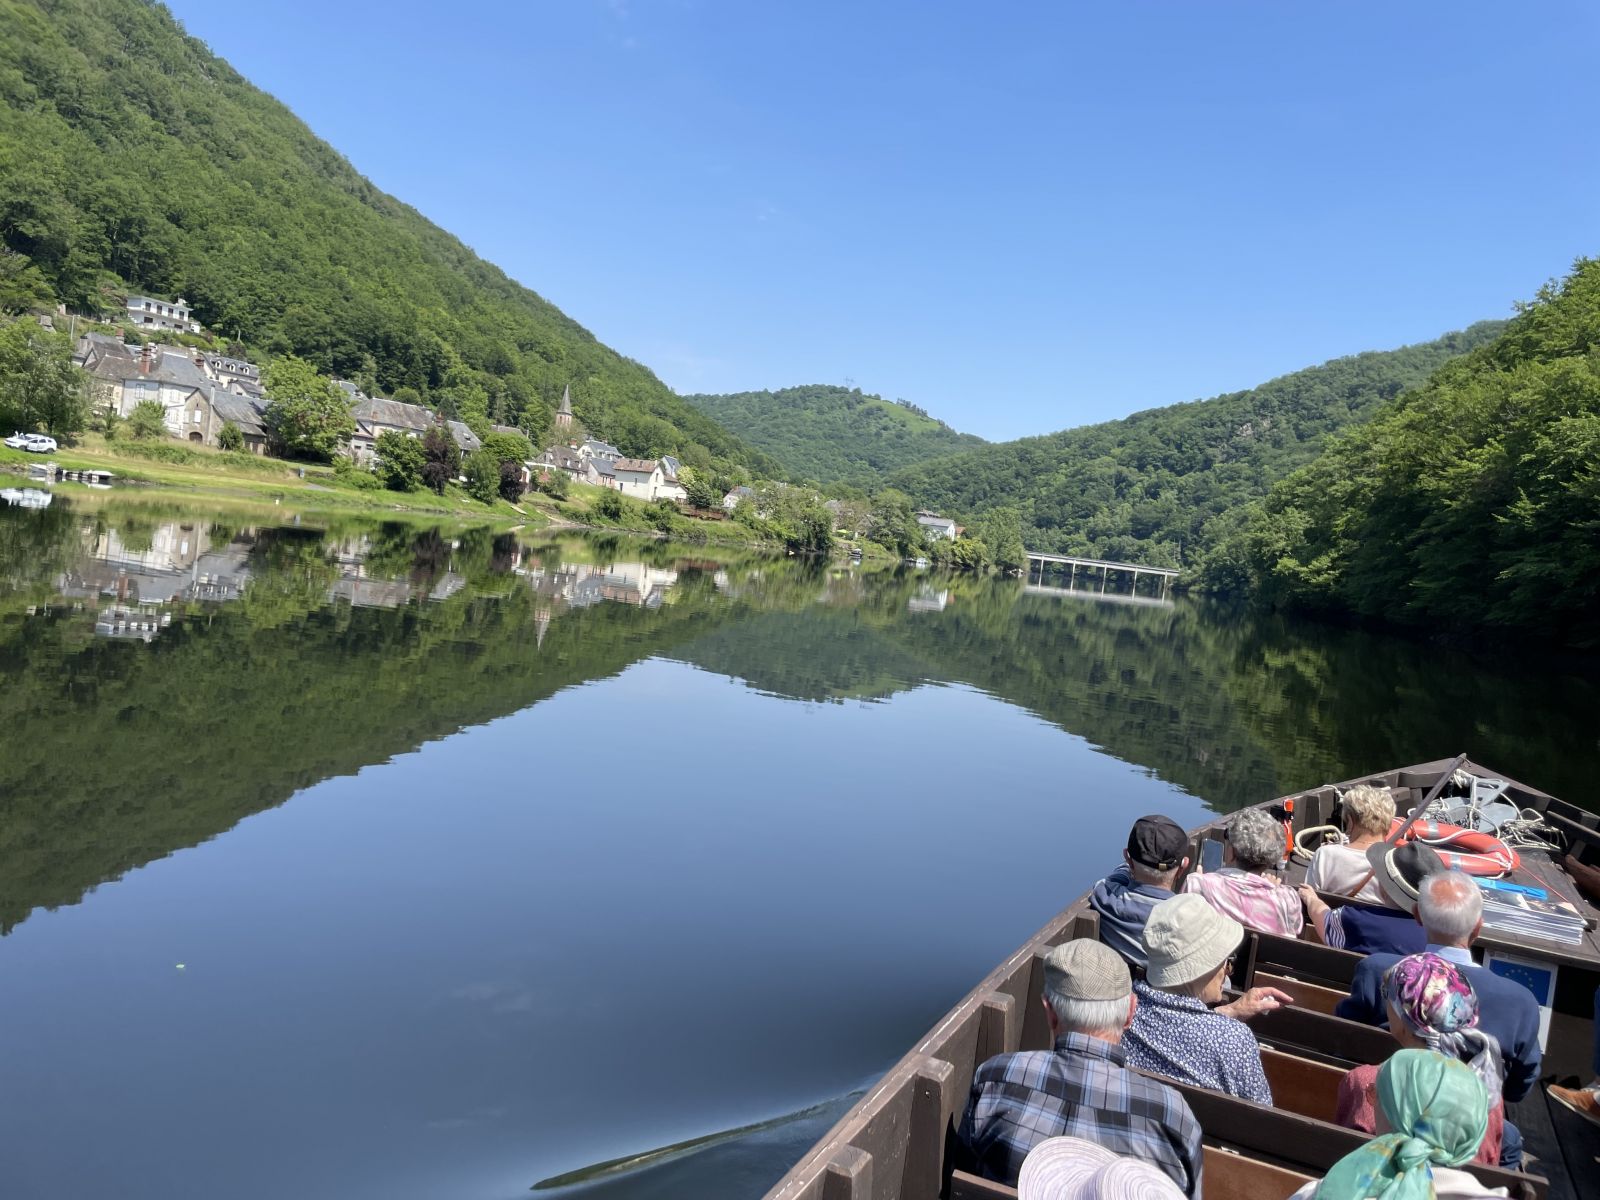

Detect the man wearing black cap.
xmin=1090 ymin=815 xmax=1190 ymax=970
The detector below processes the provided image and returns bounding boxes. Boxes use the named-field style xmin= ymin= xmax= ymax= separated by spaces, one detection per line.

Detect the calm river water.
xmin=0 ymin=494 xmax=1594 ymax=1199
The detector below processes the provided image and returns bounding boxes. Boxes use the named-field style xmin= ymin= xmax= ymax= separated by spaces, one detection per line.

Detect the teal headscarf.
xmin=1315 ymin=1049 xmax=1489 ymax=1200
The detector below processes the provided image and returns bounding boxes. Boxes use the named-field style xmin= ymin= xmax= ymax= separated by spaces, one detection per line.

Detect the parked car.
xmin=3 ymin=432 xmax=31 ymax=449
xmin=23 ymin=435 xmax=58 ymax=453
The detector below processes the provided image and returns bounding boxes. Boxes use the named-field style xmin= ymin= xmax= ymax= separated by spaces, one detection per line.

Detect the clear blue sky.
xmin=167 ymin=1 xmax=1597 ymax=441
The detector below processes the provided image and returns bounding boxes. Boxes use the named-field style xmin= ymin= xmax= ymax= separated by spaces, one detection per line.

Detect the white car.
xmin=23 ymin=435 xmax=57 ymax=453
xmin=3 ymin=432 xmax=31 ymax=449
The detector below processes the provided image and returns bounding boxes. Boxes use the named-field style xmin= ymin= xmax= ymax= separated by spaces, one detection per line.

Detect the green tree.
xmin=481 ymin=430 xmax=533 ymax=465
xmin=127 ymin=399 xmax=167 ymax=440
xmin=263 ymin=355 xmax=353 ymax=461
xmin=868 ymin=488 xmax=924 ymax=556
xmin=0 ymin=322 xmax=87 ymax=438
xmin=972 ymin=507 xmax=1026 ymax=573
xmin=217 ymin=421 xmax=243 ymax=452
xmin=536 ymin=468 xmax=569 ymax=499
xmin=679 ymin=467 xmax=720 ymax=510
xmin=592 ymin=489 xmax=625 ymax=520
xmin=462 ymin=449 xmax=500 ymax=504
xmin=375 ymin=429 xmax=425 ymax=491
xmin=420 ymin=423 xmax=458 ymax=494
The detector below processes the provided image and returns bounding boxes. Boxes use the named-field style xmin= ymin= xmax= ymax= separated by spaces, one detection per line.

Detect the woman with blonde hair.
xmin=1304 ymin=783 xmax=1396 ymax=904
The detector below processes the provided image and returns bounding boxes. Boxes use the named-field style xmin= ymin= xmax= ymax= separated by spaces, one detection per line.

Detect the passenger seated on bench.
xmin=1303 ymin=784 xmax=1396 ymax=904
xmin=1336 ymin=871 xmax=1540 ymax=1170
xmin=1018 ymin=1135 xmax=1185 ymax=1200
xmin=1091 ymin=815 xmax=1190 ymax=970
xmin=1181 ymin=807 xmax=1303 ymax=937
xmin=1290 ymin=1050 xmax=1506 ymax=1200
xmin=1335 ymin=954 xmax=1505 ymax=1166
xmin=1122 ymin=894 xmax=1292 ymax=1105
xmin=1298 ymin=841 xmax=1444 ymax=957
xmin=955 ymin=940 xmax=1203 ymax=1197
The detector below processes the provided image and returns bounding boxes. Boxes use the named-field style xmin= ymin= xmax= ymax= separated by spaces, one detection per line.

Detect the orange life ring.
xmin=1387 ymin=817 xmax=1520 ymax=877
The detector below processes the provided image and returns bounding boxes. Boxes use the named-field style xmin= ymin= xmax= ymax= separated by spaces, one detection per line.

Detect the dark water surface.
xmin=0 ymin=496 xmax=1594 ymax=1199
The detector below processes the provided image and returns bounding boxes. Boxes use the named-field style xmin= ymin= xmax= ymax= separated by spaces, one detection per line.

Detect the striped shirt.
xmin=956 ymin=1032 xmax=1204 ymax=1197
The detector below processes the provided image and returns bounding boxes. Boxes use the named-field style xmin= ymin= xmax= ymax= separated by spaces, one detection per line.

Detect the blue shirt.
xmin=1090 ymin=865 xmax=1174 ymax=969
xmin=957 ymin=1031 xmax=1204 ymax=1197
xmin=1123 ymin=980 xmax=1273 ymax=1105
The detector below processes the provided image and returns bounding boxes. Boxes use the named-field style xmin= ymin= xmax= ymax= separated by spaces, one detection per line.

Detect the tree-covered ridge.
xmin=882 ymin=323 xmax=1505 ymax=567
xmin=0 ymin=0 xmax=775 ymax=475
xmin=682 ymin=384 xmax=984 ymax=485
xmin=1204 ymin=258 xmax=1600 ymax=647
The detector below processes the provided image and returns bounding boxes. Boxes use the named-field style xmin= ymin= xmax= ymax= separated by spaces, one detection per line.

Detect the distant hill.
xmin=0 ymin=0 xmax=775 ymax=475
xmin=683 ymin=384 xmax=984 ymax=485
xmin=885 ymin=323 xmax=1506 ymax=567
xmin=1206 ymin=258 xmax=1600 ymax=647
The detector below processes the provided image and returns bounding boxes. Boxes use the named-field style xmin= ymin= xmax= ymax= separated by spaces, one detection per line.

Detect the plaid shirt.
xmin=956 ymin=1032 xmax=1204 ymax=1197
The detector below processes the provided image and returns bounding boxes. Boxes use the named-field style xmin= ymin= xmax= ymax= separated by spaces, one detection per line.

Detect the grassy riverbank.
xmin=0 ymin=437 xmax=784 ymax=548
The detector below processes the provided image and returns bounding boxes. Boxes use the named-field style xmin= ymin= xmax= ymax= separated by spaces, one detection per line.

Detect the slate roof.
xmin=447 ymin=421 xmax=481 ymax=453
xmin=581 ymin=438 xmax=620 ymax=458
xmin=558 ymin=384 xmax=573 ymax=416
xmin=352 ymin=395 xmax=434 ymax=433
xmin=660 ymin=455 xmax=681 ymax=480
xmin=614 ymin=457 xmax=659 ymax=474
xmin=588 ymin=457 xmax=616 ymax=478
xmin=213 ymin=392 xmax=268 ymax=437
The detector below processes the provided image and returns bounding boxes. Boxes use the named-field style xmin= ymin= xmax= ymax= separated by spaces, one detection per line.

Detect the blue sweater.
xmin=1090 ymin=865 xmax=1174 ymax=969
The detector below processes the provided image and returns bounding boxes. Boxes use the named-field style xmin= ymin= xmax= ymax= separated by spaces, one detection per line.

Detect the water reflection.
xmin=0 ymin=497 xmax=1596 ymax=1200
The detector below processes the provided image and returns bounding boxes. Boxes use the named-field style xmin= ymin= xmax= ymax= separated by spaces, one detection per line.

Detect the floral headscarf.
xmin=1315 ymin=1050 xmax=1489 ymax=1200
xmin=1381 ymin=952 xmax=1505 ymax=1102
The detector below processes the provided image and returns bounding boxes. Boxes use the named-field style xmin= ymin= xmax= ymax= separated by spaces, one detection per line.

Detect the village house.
xmin=346 ymin=390 xmax=480 ymax=467
xmin=579 ymin=438 xmax=621 ymax=463
xmin=722 ymin=485 xmax=754 ymax=510
xmin=125 ymin=295 xmax=202 ymax=334
xmin=916 ymin=510 xmax=959 ymax=541
xmin=80 ymin=336 xmax=269 ymax=451
xmin=613 ymin=457 xmax=687 ymax=502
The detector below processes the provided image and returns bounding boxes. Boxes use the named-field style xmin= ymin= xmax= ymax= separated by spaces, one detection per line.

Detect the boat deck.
xmin=766 ymin=757 xmax=1600 ymax=1200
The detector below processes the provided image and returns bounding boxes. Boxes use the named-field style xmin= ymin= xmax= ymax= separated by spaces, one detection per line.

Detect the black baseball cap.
xmin=1128 ymin=815 xmax=1187 ymax=871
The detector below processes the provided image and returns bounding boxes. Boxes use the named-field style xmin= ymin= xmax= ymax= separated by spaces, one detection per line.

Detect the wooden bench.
xmin=1149 ymin=1070 xmax=1546 ymax=1200
xmin=1260 ymin=1045 xmax=1345 ymax=1125
xmin=948 ymin=1148 xmax=1315 ymax=1200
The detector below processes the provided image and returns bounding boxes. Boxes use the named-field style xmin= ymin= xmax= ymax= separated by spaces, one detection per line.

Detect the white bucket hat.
xmin=1142 ymin=893 xmax=1244 ymax=988
xmin=1019 ymin=1136 xmax=1185 ymax=1199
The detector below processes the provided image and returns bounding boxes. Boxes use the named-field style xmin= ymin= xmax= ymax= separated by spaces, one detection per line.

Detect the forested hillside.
xmin=0 ymin=0 xmax=773 ymax=474
xmin=885 ymin=324 xmax=1504 ymax=567
xmin=1204 ymin=258 xmax=1600 ymax=647
xmin=683 ymin=384 xmax=983 ymax=485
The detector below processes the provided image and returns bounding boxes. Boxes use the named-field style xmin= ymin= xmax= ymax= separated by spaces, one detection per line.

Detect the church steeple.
xmin=555 ymin=384 xmax=573 ymax=431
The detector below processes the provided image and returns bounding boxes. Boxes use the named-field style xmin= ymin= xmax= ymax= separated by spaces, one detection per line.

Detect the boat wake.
xmin=530 ymin=1089 xmax=864 ymax=1194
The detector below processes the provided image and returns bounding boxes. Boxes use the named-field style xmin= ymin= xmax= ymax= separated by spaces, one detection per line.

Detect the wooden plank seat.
xmin=1147 ymin=1071 xmax=1547 ymax=1200
xmin=1260 ymin=1046 xmax=1345 ymax=1125
xmin=948 ymin=1148 xmax=1316 ymax=1200
xmin=1250 ymin=969 xmax=1346 ymax=1016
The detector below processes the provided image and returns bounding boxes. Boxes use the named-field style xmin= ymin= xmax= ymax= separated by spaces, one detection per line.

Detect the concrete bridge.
xmin=1024 ymin=551 xmax=1179 ymax=599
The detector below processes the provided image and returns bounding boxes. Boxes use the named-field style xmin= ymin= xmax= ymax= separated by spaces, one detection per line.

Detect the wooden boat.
xmin=765 ymin=757 xmax=1600 ymax=1200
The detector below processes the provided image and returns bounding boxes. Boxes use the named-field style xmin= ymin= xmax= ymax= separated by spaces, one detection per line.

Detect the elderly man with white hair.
xmin=955 ymin=939 xmax=1203 ymax=1197
xmin=1335 ymin=868 xmax=1541 ymax=1168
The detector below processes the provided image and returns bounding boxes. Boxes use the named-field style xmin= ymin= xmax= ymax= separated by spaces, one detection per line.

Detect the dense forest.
xmin=1204 ymin=258 xmax=1600 ymax=647
xmin=683 ymin=384 xmax=983 ymax=485
xmin=883 ymin=324 xmax=1505 ymax=567
xmin=0 ymin=0 xmax=776 ymax=476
